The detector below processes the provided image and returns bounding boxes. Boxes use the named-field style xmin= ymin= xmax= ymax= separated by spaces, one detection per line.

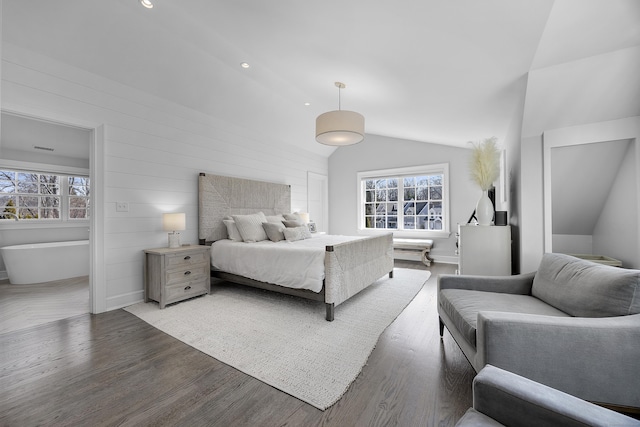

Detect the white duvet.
xmin=210 ymin=234 xmax=365 ymax=293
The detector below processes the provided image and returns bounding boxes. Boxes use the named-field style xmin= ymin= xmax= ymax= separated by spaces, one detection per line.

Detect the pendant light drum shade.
xmin=315 ymin=110 xmax=365 ymax=146
xmin=315 ymin=82 xmax=365 ymax=146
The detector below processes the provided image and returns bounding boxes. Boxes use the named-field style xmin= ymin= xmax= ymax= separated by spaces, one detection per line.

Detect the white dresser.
xmin=458 ymin=224 xmax=511 ymax=276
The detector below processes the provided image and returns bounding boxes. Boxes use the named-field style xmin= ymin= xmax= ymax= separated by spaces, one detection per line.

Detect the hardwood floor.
xmin=0 ymin=262 xmax=475 ymax=427
xmin=0 ymin=276 xmax=89 ymax=334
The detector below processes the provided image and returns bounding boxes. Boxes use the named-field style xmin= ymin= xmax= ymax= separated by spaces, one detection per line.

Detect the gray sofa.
xmin=456 ymin=365 xmax=640 ymax=427
xmin=438 ymin=253 xmax=640 ymax=410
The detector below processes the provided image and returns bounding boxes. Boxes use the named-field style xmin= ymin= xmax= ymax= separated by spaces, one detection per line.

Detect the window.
xmin=0 ymin=170 xmax=90 ymax=221
xmin=357 ymin=163 xmax=449 ymax=237
xmin=68 ymin=176 xmax=90 ymax=219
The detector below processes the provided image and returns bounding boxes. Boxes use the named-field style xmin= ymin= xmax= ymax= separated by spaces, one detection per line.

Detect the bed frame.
xmin=197 ymin=173 xmax=394 ymax=321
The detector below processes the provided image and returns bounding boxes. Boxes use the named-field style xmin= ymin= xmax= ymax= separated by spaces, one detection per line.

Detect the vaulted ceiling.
xmin=2 ymin=0 xmax=640 ymax=157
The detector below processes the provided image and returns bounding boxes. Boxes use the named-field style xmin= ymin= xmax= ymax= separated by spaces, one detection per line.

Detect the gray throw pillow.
xmin=283 ymin=213 xmax=302 ymax=222
xmin=262 ymin=222 xmax=286 ymax=242
xmin=283 ymin=219 xmax=304 ymax=228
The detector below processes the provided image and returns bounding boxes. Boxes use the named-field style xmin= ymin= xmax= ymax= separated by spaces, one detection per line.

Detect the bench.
xmin=393 ymin=238 xmax=434 ymax=266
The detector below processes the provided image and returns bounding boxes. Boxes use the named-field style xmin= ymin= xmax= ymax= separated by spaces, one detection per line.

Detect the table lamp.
xmin=163 ymin=213 xmax=186 ymax=248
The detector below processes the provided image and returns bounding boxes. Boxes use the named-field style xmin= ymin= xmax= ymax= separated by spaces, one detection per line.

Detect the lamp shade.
xmin=298 ymin=212 xmax=310 ymax=224
xmin=316 ymin=110 xmax=365 ymax=146
xmin=163 ymin=213 xmax=186 ymax=232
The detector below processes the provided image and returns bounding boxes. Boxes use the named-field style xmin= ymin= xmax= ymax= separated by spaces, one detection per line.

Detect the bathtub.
xmin=0 ymin=240 xmax=89 ymax=285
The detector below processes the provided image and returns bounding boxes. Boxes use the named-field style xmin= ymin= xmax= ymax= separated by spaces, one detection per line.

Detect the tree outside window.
xmin=0 ymin=170 xmax=89 ymax=221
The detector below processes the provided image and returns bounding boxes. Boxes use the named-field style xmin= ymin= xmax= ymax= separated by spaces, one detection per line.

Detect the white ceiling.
xmin=0 ymin=112 xmax=91 ymax=160
xmin=2 ymin=0 xmax=640 ymax=157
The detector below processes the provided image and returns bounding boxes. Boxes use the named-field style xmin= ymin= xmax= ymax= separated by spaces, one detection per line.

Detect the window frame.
xmin=356 ymin=163 xmax=450 ymax=238
xmin=0 ymin=163 xmax=90 ymax=228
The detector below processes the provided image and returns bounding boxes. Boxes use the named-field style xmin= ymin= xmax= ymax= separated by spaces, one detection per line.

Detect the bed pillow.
xmin=283 ymin=226 xmax=312 ymax=242
xmin=265 ymin=214 xmax=285 ymax=224
xmin=283 ymin=219 xmax=304 ymax=228
xmin=232 ymin=212 xmax=268 ymax=243
xmin=283 ymin=213 xmax=302 ymax=222
xmin=223 ymin=219 xmax=243 ymax=241
xmin=262 ymin=222 xmax=286 ymax=242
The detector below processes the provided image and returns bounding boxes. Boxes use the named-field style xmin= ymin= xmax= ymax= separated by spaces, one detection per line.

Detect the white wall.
xmin=327 ymin=133 xmax=478 ymax=263
xmin=552 ymin=234 xmax=592 ymax=254
xmin=500 ymin=75 xmax=528 ymax=273
xmin=520 ymin=135 xmax=545 ymax=273
xmin=593 ymin=142 xmax=639 ymax=268
xmin=520 ymin=42 xmax=640 ymax=272
xmin=1 ymin=43 xmax=327 ymax=311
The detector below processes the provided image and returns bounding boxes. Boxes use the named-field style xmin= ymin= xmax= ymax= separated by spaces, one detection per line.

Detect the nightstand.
xmin=143 ymin=245 xmax=211 ymax=308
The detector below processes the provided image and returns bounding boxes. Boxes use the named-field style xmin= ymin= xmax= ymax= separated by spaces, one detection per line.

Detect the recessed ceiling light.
xmin=240 ymin=62 xmax=250 ymax=69
xmin=304 ymin=102 xmax=311 ymax=106
xmin=140 ymin=0 xmax=154 ymax=9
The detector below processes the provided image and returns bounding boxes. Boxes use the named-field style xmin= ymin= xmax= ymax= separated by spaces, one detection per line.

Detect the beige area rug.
xmin=124 ymin=268 xmax=430 ymax=410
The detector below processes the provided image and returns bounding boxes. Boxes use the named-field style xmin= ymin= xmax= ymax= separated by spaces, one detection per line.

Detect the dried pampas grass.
xmin=470 ymin=137 xmax=500 ymax=190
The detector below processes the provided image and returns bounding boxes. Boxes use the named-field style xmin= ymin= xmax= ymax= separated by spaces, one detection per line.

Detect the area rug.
xmin=124 ymin=268 xmax=430 ymax=410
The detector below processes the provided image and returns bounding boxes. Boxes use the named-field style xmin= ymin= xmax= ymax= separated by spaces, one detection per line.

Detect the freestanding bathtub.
xmin=0 ymin=240 xmax=89 ymax=285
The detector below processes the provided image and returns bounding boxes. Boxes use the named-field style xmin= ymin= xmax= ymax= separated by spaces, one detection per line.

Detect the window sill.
xmin=0 ymin=220 xmax=89 ymax=230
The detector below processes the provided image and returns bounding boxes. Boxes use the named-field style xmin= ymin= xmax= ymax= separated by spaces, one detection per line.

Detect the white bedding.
xmin=210 ymin=234 xmax=366 ymax=292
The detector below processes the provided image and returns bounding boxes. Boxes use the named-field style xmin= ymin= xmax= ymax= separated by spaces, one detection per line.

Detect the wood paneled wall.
xmin=1 ymin=42 xmax=327 ymax=311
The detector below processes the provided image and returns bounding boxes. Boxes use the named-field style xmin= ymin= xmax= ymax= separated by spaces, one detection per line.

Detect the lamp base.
xmin=168 ymin=232 xmax=181 ymax=248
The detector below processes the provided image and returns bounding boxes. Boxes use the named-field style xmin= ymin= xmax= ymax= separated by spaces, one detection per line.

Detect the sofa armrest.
xmin=476 ymin=312 xmax=640 ymax=409
xmin=463 ymin=365 xmax=640 ymax=427
xmin=438 ymin=272 xmax=535 ymax=295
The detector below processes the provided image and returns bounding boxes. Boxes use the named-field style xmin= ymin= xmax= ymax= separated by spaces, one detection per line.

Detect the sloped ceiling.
xmin=1 ymin=0 xmax=639 ymax=157
xmin=551 ymin=139 xmax=632 ymax=235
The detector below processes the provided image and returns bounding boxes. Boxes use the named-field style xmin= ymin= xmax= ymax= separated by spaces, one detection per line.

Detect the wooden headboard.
xmin=198 ymin=173 xmax=291 ymax=244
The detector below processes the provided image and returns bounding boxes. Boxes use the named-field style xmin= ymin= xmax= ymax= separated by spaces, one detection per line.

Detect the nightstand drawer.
xmin=165 ymin=263 xmax=209 ymax=285
xmin=165 ymin=278 xmax=209 ymax=303
xmin=165 ymin=251 xmax=208 ymax=269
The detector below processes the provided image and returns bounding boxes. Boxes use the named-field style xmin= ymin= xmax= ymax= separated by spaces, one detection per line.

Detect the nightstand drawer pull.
xmin=184 ymin=285 xmax=191 ymax=291
xmin=184 ymin=271 xmax=191 ymax=275
xmin=184 ymin=255 xmax=191 ymax=260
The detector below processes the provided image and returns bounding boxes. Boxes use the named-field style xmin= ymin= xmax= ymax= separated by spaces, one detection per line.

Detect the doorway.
xmin=0 ymin=110 xmax=103 ymax=331
xmin=307 ymin=172 xmax=328 ymax=233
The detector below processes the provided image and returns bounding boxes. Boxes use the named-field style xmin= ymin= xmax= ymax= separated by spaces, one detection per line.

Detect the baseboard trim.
xmin=432 ymin=255 xmax=459 ymax=265
xmin=107 ymin=290 xmax=144 ymax=311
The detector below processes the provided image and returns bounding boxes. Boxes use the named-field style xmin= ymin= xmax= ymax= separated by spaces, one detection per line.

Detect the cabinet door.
xmin=459 ymin=225 xmax=511 ymax=276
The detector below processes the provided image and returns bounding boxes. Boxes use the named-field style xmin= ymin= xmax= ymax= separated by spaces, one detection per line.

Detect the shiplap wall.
xmin=1 ymin=43 xmax=327 ymax=311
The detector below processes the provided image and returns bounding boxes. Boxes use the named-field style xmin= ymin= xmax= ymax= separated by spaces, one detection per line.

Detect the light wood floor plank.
xmin=0 ymin=276 xmax=89 ymax=334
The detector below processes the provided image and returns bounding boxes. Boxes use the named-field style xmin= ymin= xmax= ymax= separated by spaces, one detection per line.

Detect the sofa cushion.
xmin=439 ymin=289 xmax=569 ymax=348
xmin=532 ymin=253 xmax=640 ymax=317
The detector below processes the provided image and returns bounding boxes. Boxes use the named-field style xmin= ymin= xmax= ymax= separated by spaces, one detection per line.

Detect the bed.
xmin=198 ymin=173 xmax=394 ymax=321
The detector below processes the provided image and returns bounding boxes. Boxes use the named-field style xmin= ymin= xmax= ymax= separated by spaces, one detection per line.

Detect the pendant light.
xmin=315 ymin=82 xmax=365 ymax=146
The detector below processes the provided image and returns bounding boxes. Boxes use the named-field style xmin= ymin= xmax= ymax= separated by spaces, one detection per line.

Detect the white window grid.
xmin=0 ymin=170 xmax=90 ymax=221
xmin=357 ymin=163 xmax=450 ymax=236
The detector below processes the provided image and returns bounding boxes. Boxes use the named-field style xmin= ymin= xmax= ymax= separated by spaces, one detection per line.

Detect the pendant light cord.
xmin=335 ymin=82 xmax=346 ymax=111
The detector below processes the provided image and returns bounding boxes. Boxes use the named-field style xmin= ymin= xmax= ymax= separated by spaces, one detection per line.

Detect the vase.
xmin=475 ymin=190 xmax=494 ymax=226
